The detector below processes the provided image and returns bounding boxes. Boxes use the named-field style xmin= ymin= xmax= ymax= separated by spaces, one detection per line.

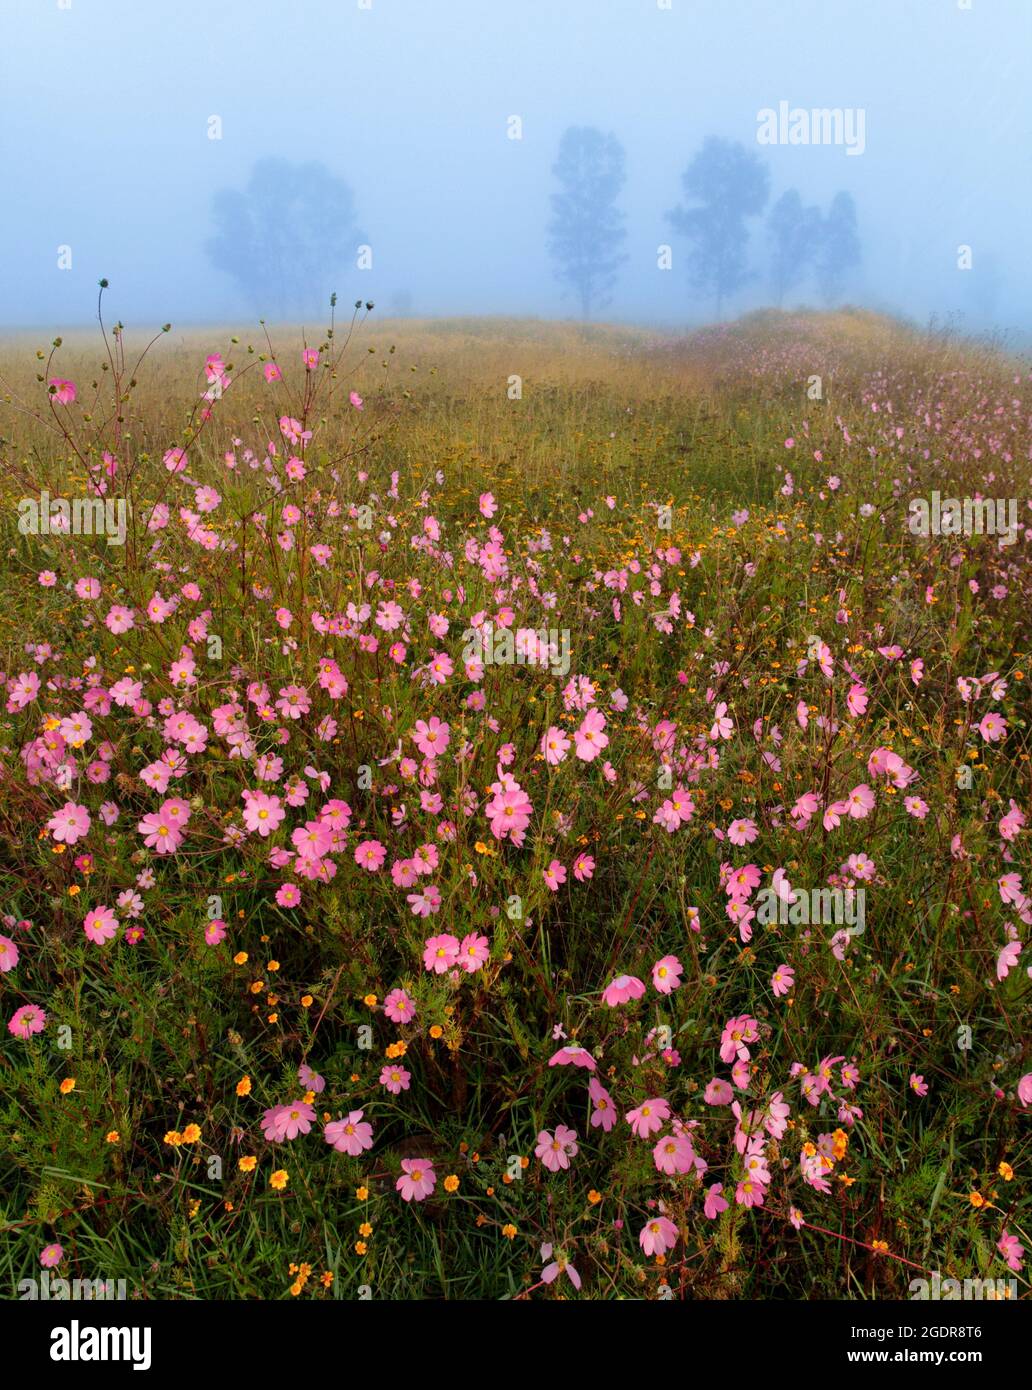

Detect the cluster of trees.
xmin=206 ymin=138 xmax=860 ymax=321
xmin=207 ymin=158 xmax=365 ymax=320
xmin=550 ymin=128 xmax=860 ymax=319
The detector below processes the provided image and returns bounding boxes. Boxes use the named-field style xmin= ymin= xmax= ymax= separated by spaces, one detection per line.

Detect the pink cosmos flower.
xmin=354 ymin=839 xmax=387 ymax=871
xmin=535 ymin=1124 xmax=579 ymax=1172
xmin=573 ymin=709 xmax=608 ymax=761
xmin=325 ymin=1110 xmax=374 ymax=1156
xmin=771 ymin=963 xmax=795 ymax=997
xmin=380 ymin=1065 xmax=411 ymax=1094
xmin=423 ymin=932 xmax=460 ymax=973
xmin=40 ymin=1243 xmax=64 ymax=1267
xmin=384 ymin=988 xmax=416 ymax=1024
xmin=710 ymin=701 xmax=733 ymax=740
xmin=979 ymin=711 xmax=1007 ymax=743
xmin=727 ymin=817 xmax=758 ymax=846
xmin=1018 ymin=1074 xmax=1032 ymax=1107
xmin=639 ymin=1215 xmax=678 ymax=1257
xmin=997 ymin=940 xmax=1022 ymax=981
xmin=602 ymin=974 xmax=646 ymax=1007
xmin=458 ymin=932 xmax=490 ymax=972
xmin=653 ymin=1131 xmax=695 ymax=1175
xmin=263 ymin=1100 xmax=316 ymax=1141
xmin=626 ymin=1097 xmax=671 ymax=1139
xmin=137 ymin=810 xmax=183 ymax=854
xmin=298 ymin=1064 xmax=325 ymax=1093
xmin=412 ymin=716 xmax=450 ymax=758
xmin=540 ymin=1244 xmax=581 ymax=1290
xmin=396 ymin=1159 xmax=436 ymax=1201
xmin=407 ymin=883 xmax=443 ymax=918
xmin=909 ymin=1073 xmax=929 ymax=1097
xmin=720 ymin=1015 xmax=759 ymax=1063
xmin=48 ymin=801 xmax=91 ymax=845
xmin=589 ymin=1077 xmax=617 ymax=1131
xmin=204 ymin=918 xmax=227 ymax=946
xmin=652 ymin=954 xmax=683 ymax=994
xmin=83 ymin=905 xmax=118 ymax=946
xmin=573 ymin=853 xmax=595 ymax=881
xmin=735 ymin=1177 xmax=766 ymax=1208
xmin=48 ymin=379 xmax=76 ymax=405
xmin=543 ymin=859 xmax=567 ymax=892
xmin=541 ymin=726 xmax=571 ymax=764
xmin=9 ymin=1004 xmax=47 ymax=1038
xmin=704 ymin=1184 xmax=729 ymax=1220
xmin=548 ymin=1045 xmax=596 ymax=1072
xmin=0 ymin=934 xmax=19 ymax=972
xmin=998 ymin=1230 xmax=1024 ymax=1272
xmin=242 ymin=792 xmax=285 ymax=838
xmin=704 ymin=1079 xmax=734 ymax=1106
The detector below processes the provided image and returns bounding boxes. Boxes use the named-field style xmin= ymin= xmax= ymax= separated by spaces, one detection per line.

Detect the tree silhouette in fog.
xmin=207 ymin=159 xmax=363 ymax=318
xmin=816 ymin=192 xmax=861 ymax=305
xmin=766 ymin=189 xmax=821 ymax=307
xmin=667 ymin=137 xmax=769 ymax=320
xmin=547 ymin=127 xmax=628 ymax=320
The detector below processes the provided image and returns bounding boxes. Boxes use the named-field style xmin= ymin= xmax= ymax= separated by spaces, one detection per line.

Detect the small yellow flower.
xmin=501 ymin=1224 xmax=517 ymax=1239
xmin=429 ymin=1025 xmax=443 ymax=1040
xmin=354 ymin=1240 xmax=367 ymax=1255
xmin=301 ymin=995 xmax=314 ymax=1008
xmin=871 ymin=1239 xmax=889 ymax=1255
xmin=356 ymin=1186 xmax=369 ymax=1201
xmin=969 ymin=1190 xmax=986 ymax=1209
xmin=59 ymin=1078 xmax=76 ymax=1095
xmin=290 ymin=1281 xmax=303 ymax=1297
xmin=105 ymin=1130 xmax=120 ymax=1143
xmin=239 ymin=1156 xmax=257 ymax=1172
xmin=364 ymin=993 xmax=378 ymax=1007
xmin=270 ymin=1169 xmax=289 ymax=1190
xmin=321 ymin=1271 xmax=334 ymax=1288
xmin=236 ymin=1076 xmax=252 ymax=1097
xmin=164 ymin=1130 xmax=183 ymax=1147
xmin=444 ymin=1174 xmax=459 ymax=1193
xmin=233 ymin=951 xmax=248 ymax=965
xmin=359 ymin=1222 xmax=372 ymax=1237
xmin=998 ymin=1162 xmax=1014 ymax=1181
xmin=182 ymin=1123 xmax=201 ymax=1143
xmin=588 ymin=1189 xmax=602 ymax=1205
xmin=267 ymin=960 xmax=280 ymax=972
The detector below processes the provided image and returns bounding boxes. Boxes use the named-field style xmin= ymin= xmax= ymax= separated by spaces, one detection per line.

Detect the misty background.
xmin=1 ymin=0 xmax=1029 ymax=336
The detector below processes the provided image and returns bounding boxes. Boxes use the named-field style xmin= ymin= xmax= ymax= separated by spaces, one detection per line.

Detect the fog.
xmin=2 ymin=0 xmax=1029 ymax=336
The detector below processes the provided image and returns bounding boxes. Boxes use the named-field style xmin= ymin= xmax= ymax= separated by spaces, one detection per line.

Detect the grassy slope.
xmin=0 ymin=310 xmax=1028 ymax=1299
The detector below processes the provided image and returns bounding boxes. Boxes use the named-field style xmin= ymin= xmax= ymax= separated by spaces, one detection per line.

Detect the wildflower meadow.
xmin=0 ymin=302 xmax=1028 ymax=1314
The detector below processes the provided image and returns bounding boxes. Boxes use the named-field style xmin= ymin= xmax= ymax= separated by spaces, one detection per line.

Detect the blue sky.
xmin=2 ymin=0 xmax=1029 ymax=331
